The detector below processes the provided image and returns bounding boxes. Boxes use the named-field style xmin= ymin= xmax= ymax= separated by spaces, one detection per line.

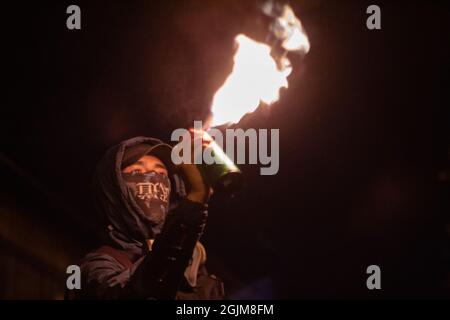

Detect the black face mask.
xmin=122 ymin=171 xmax=171 ymax=226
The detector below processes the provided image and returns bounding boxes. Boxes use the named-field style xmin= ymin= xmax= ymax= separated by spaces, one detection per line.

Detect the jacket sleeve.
xmin=79 ymin=199 xmax=208 ymax=299
xmin=127 ymin=199 xmax=208 ymax=299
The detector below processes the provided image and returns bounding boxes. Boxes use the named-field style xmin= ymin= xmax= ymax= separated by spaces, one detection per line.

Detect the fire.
xmin=209 ymin=2 xmax=310 ymax=127
xmin=210 ymin=35 xmax=291 ymax=127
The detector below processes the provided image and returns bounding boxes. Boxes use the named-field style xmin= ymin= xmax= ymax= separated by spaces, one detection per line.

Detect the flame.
xmin=210 ymin=3 xmax=309 ymax=127
xmin=210 ymin=35 xmax=291 ymax=127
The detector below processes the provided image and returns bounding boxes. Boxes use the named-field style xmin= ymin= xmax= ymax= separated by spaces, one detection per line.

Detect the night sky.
xmin=2 ymin=0 xmax=449 ymax=298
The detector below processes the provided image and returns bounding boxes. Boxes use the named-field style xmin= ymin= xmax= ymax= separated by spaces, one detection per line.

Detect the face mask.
xmin=122 ymin=171 xmax=171 ymax=225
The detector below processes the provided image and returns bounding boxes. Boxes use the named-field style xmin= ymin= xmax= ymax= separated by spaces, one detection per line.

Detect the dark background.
xmin=1 ymin=0 xmax=449 ymax=299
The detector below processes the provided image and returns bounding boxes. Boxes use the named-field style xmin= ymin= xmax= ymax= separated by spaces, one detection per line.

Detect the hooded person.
xmin=73 ymin=136 xmax=224 ymax=299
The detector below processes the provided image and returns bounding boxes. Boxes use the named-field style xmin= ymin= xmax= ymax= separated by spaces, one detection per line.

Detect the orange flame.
xmin=210 ymin=35 xmax=291 ymax=127
xmin=210 ymin=4 xmax=309 ymax=127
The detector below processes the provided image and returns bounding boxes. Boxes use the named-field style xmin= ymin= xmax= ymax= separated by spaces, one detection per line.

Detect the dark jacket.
xmin=75 ymin=137 xmax=224 ymax=300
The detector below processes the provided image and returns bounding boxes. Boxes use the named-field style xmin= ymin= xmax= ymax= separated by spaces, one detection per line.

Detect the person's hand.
xmin=177 ymin=128 xmax=213 ymax=204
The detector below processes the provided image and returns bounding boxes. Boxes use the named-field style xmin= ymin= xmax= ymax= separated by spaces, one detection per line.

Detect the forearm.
xmin=126 ymin=199 xmax=207 ymax=299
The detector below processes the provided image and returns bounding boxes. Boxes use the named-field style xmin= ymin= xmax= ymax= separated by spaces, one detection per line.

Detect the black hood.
xmin=93 ymin=136 xmax=186 ymax=256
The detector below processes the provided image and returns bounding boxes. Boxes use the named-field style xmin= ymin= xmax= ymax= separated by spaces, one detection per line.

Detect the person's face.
xmin=122 ymin=154 xmax=168 ymax=177
xmin=122 ymin=154 xmax=171 ymax=227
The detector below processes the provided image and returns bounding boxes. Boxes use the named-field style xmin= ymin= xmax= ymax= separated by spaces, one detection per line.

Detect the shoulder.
xmin=73 ymin=249 xmax=134 ymax=298
xmin=80 ymin=247 xmax=130 ymax=284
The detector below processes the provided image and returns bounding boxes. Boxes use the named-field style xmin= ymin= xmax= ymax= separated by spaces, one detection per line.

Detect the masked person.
xmin=74 ymin=136 xmax=224 ymax=299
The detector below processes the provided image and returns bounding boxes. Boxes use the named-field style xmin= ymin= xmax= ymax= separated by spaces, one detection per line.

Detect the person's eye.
xmin=155 ymin=169 xmax=168 ymax=176
xmin=131 ymin=169 xmax=142 ymax=175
